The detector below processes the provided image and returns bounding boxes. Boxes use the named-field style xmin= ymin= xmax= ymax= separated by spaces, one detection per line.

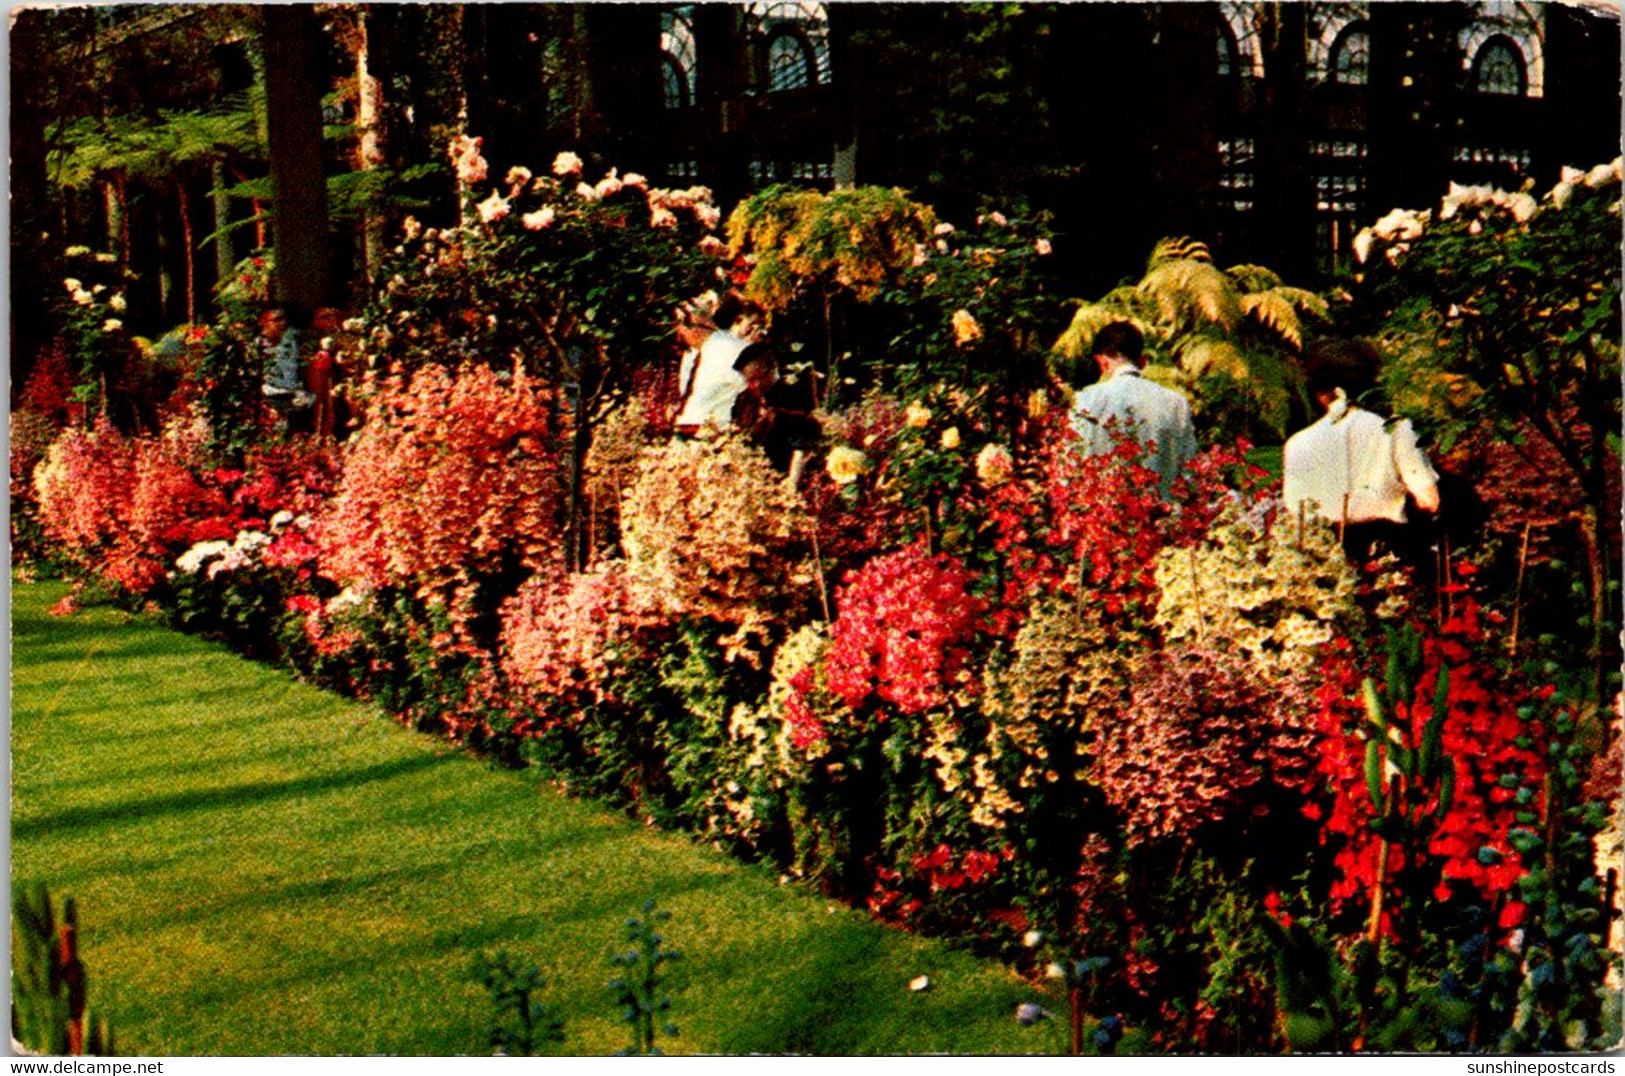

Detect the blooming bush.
xmin=315 ymin=362 xmax=563 ymax=638
xmin=619 ymin=434 xmax=814 ymax=651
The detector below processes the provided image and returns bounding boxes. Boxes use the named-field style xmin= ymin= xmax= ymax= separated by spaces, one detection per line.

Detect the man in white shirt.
xmin=674 ymin=294 xmax=751 ymax=433
xmin=1070 ymin=321 xmax=1198 ymax=497
xmin=1283 ymin=338 xmax=1439 ymax=565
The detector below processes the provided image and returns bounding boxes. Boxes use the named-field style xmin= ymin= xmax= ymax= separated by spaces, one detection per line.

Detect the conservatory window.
xmin=661 ymin=6 xmax=697 ymax=110
xmin=1329 ymin=25 xmax=1370 ymax=86
xmin=1311 ymin=140 xmax=1367 ymax=214
xmin=1217 ymin=138 xmax=1255 ymax=213
xmin=1473 ymin=37 xmax=1527 ymax=96
xmin=746 ymin=1 xmax=832 ymax=92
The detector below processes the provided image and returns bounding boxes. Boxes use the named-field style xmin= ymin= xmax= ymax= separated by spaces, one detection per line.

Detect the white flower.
xmin=988 ymin=211 xmax=1008 ymax=226
xmin=1352 ymin=228 xmax=1375 ymax=264
xmin=92 ymin=284 xmax=105 ymax=295
xmin=504 ymin=165 xmax=533 ymax=191
xmin=933 ymin=222 xmax=955 ymax=236
xmin=177 ymin=540 xmax=231 ymax=575
xmin=64 ymin=246 xmax=90 ymax=258
xmin=904 ymin=401 xmax=933 ymax=428
xmin=1022 ymin=929 xmax=1044 ymax=948
xmin=108 ymin=293 xmax=126 ymax=312
xmin=575 ymin=181 xmax=599 ymax=202
xmin=697 ymin=234 xmax=725 ymax=257
xmin=650 ymin=205 xmax=678 ymax=229
xmin=270 ymin=510 xmax=296 ymax=531
xmin=447 ymin=133 xmax=487 ymax=185
xmin=402 ymin=215 xmax=423 ymax=241
xmin=234 ymin=530 xmax=271 ymax=555
xmin=622 ymin=172 xmax=648 ymax=189
xmin=1549 ymin=180 xmax=1577 ymax=210
xmin=552 ymin=151 xmax=583 ymax=176
xmin=63 ymin=278 xmax=81 ymax=293
xmin=911 ymin=243 xmax=929 ymax=268
xmin=594 ymin=169 xmax=623 ymax=198
xmin=101 ymin=318 xmax=122 ymax=332
xmin=697 ymin=204 xmax=721 ymax=230
xmin=522 ymin=206 xmax=557 ymax=231
xmin=908 ymin=975 xmax=931 ymax=992
xmin=1372 ymin=207 xmax=1426 ymax=241
xmin=940 ymin=426 xmax=961 ymax=450
xmin=476 ymin=191 xmax=510 ymax=224
xmin=1585 ymin=162 xmax=1616 ymax=188
xmin=1034 ymin=237 xmax=1052 ymax=256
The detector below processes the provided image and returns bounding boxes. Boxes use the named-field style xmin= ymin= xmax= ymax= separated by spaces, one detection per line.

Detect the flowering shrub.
xmin=825 ymin=543 xmax=985 ymax=716
xmin=315 ymin=363 xmax=563 ymax=638
xmin=1095 ymin=647 xmax=1318 ymax=846
xmin=1153 ymin=500 xmax=1362 ymax=680
xmin=499 ymin=562 xmax=662 ymax=723
xmin=33 ymin=418 xmax=135 ymax=580
xmin=619 ymin=434 xmax=814 ymax=650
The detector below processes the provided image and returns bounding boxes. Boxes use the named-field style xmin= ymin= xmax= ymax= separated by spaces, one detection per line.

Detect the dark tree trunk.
xmin=261 ymin=4 xmax=331 ymax=321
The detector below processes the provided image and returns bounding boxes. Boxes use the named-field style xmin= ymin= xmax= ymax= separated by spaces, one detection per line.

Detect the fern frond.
xmin=1177 ymin=336 xmax=1251 ymax=380
xmin=1225 ymin=263 xmax=1284 ymax=293
xmin=1139 ymin=257 xmax=1242 ymax=334
xmin=1051 ymin=300 xmax=1148 ymax=359
xmin=1147 ymin=236 xmax=1213 ymax=269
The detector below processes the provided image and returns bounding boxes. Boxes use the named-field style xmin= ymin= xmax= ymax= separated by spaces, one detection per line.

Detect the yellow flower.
xmin=904 ymin=401 xmax=933 ymax=428
xmin=951 ymin=308 xmax=982 ymax=346
xmin=826 ymin=445 xmax=870 ymax=485
xmin=940 ymin=427 xmax=961 ymax=450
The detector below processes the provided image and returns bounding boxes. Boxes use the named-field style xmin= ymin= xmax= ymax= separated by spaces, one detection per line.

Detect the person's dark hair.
xmin=712 ymin=292 xmax=745 ymax=334
xmin=1091 ymin=321 xmax=1144 ymax=364
xmin=734 ymin=341 xmax=779 ymax=373
xmin=1302 ymin=337 xmax=1380 ymax=401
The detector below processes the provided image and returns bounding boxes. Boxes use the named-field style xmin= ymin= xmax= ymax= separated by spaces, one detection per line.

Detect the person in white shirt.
xmin=1283 ymin=338 xmax=1440 ymax=566
xmin=674 ymin=294 xmax=752 ymax=434
xmin=1069 ymin=320 xmax=1198 ymax=497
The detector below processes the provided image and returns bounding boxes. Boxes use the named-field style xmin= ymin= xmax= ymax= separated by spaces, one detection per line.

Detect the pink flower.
xmin=697 ymin=235 xmax=726 ymax=256
xmin=552 ymin=151 xmax=583 ymax=176
xmin=650 ymin=205 xmax=678 ymax=229
xmin=575 ymin=182 xmax=599 ymax=203
xmin=1035 ymin=238 xmax=1052 ymax=256
xmin=595 ymin=170 xmax=623 ymax=198
xmin=476 ymin=191 xmax=510 ymax=224
xmin=447 ymin=134 xmax=488 ymax=185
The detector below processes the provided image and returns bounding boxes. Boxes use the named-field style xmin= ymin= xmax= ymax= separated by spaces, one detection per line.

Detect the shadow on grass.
xmin=13 ymin=752 xmax=457 ymax=840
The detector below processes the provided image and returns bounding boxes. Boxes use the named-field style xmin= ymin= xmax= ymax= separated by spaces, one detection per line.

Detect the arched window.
xmin=766 ymin=27 xmax=816 ymax=92
xmin=1473 ymin=36 xmax=1527 ymax=96
xmin=660 ymin=6 xmax=697 ymax=110
xmin=1329 ymin=23 xmax=1370 ymax=85
xmin=746 ymin=1 xmax=831 ymax=92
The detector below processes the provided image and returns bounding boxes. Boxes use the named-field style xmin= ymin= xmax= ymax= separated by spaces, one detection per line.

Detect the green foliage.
xmin=727 ymin=184 xmax=938 ymax=310
xmin=11 ymin=883 xmax=116 ymax=1057
xmin=608 ymin=900 xmax=682 ymax=1056
xmin=1053 ymin=238 xmax=1328 ymax=443
xmin=470 ymin=950 xmax=565 ymax=1056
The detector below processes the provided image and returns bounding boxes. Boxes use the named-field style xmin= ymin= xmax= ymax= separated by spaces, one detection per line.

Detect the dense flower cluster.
xmin=1096 ymin=647 xmax=1318 ymax=846
xmin=1154 ymin=500 xmax=1362 ymax=679
xmin=499 ymin=561 xmax=661 ymax=720
xmin=825 ymin=542 xmax=985 ymax=715
xmin=315 ymin=363 xmax=563 ymax=632
xmin=620 ymin=434 xmax=813 ymax=648
xmin=1310 ymin=599 xmax=1550 ymax=925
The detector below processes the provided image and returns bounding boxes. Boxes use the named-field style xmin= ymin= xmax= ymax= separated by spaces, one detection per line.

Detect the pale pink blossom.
xmin=1035 ymin=238 xmax=1052 ymax=256
xmin=522 ymin=206 xmax=557 ymax=231
xmin=622 ymin=172 xmax=648 ymax=190
xmin=934 ymin=222 xmax=955 ymax=236
xmin=576 ymin=182 xmax=599 ymax=202
xmin=447 ymin=134 xmax=488 ymax=185
xmin=477 ymin=191 xmax=511 ymax=223
xmin=504 ymin=165 xmax=533 ymax=194
xmin=697 ymin=205 xmax=722 ymax=230
xmin=650 ymin=205 xmax=678 ymax=229
xmin=595 ymin=169 xmax=623 ymax=198
xmin=553 ymin=151 xmax=583 ymax=176
xmin=988 ymin=211 xmax=1008 ymax=226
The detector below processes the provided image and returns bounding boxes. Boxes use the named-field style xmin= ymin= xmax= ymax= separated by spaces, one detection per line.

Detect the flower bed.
xmin=19 ymin=148 xmax=1621 ymax=1054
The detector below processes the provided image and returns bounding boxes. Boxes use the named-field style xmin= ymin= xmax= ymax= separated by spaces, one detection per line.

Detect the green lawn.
xmin=10 ymin=581 xmax=1067 ymax=1055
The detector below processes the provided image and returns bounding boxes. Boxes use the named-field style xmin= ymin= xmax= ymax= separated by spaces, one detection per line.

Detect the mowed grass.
xmin=10 ymin=581 xmax=1066 ymax=1056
